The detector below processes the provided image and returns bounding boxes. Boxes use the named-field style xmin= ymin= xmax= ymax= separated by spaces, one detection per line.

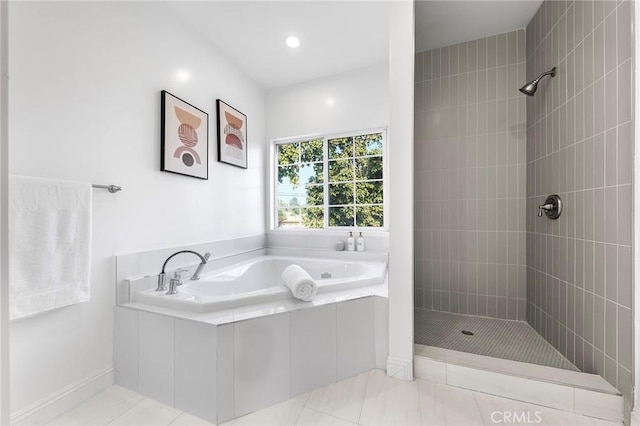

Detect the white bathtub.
xmin=134 ymin=255 xmax=387 ymax=313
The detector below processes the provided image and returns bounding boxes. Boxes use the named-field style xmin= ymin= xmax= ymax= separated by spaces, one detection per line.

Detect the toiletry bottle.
xmin=347 ymin=232 xmax=355 ymax=251
xmin=356 ymin=232 xmax=365 ymax=251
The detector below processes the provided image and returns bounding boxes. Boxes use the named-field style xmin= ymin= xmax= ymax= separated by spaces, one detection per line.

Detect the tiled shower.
xmin=414 ymin=0 xmax=633 ymax=419
xmin=414 ymin=29 xmax=528 ymax=320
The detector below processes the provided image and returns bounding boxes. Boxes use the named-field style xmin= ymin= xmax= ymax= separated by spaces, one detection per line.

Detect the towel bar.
xmin=92 ymin=184 xmax=122 ymax=193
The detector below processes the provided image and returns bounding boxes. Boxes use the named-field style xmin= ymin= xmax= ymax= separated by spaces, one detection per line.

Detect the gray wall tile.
xmin=523 ymin=0 xmax=633 ymax=414
xmin=414 ymin=29 xmax=526 ymax=320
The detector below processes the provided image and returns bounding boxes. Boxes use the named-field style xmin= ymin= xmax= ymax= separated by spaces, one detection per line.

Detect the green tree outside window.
xmin=276 ymin=132 xmax=384 ymax=228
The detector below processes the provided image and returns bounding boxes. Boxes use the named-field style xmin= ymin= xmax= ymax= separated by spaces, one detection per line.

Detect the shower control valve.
xmin=538 ymin=194 xmax=563 ymax=220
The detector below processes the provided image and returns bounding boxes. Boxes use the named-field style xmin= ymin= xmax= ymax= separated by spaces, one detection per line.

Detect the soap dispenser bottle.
xmin=347 ymin=231 xmax=355 ymax=251
xmin=356 ymin=232 xmax=365 ymax=252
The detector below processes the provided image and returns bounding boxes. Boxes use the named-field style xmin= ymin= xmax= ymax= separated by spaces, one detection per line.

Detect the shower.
xmin=413 ymin=28 xmax=572 ymax=371
xmin=414 ymin=0 xmax=633 ymax=421
xmin=519 ymin=66 xmax=556 ymax=96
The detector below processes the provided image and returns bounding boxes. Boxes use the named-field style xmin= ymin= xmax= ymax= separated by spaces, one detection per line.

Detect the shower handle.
xmin=537 ymin=203 xmax=554 ymax=217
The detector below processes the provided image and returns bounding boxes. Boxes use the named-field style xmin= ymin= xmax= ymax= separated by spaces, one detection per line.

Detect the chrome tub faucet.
xmin=156 ymin=250 xmax=211 ymax=292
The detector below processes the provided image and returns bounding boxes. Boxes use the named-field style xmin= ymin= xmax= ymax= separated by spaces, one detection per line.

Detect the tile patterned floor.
xmin=415 ymin=309 xmax=578 ymax=371
xmin=48 ymin=369 xmax=619 ymax=426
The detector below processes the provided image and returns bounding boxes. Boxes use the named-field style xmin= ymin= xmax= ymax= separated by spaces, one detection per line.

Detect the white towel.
xmin=9 ymin=175 xmax=92 ymax=320
xmin=281 ymin=264 xmax=317 ymax=302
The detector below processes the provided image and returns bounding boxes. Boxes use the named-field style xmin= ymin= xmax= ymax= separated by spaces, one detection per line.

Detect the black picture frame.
xmin=161 ymin=90 xmax=209 ymax=179
xmin=216 ymin=99 xmax=248 ymax=169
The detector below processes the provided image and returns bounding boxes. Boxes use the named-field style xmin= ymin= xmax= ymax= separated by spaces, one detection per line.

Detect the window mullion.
xmin=352 ymin=155 xmax=357 ymax=227
xmin=273 ymin=143 xmax=278 ymax=229
xmin=323 ymin=137 xmax=329 ymax=229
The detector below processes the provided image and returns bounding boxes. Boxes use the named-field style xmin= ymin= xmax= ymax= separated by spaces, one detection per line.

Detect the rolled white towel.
xmin=281 ymin=264 xmax=317 ymax=302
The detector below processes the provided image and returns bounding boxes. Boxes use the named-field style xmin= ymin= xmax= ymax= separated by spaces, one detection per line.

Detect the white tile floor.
xmin=48 ymin=370 xmax=621 ymax=426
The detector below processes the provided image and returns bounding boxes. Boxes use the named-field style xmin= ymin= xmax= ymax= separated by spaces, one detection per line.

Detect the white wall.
xmin=386 ymin=0 xmax=414 ymax=380
xmin=265 ymin=63 xmax=389 ymax=141
xmin=265 ymin=63 xmax=389 ymax=235
xmin=8 ymin=1 xmax=265 ymax=416
xmin=0 ymin=0 xmax=9 ymax=423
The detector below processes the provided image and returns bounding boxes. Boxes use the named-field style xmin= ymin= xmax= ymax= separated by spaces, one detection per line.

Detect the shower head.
xmin=519 ymin=67 xmax=557 ymax=96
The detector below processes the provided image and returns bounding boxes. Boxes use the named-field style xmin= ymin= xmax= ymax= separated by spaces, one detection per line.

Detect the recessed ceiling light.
xmin=326 ymin=97 xmax=335 ymax=106
xmin=176 ymin=70 xmax=190 ymax=82
xmin=286 ymin=36 xmax=300 ymax=49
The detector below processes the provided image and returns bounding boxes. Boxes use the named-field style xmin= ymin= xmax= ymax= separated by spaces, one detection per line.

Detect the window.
xmin=274 ymin=129 xmax=386 ymax=229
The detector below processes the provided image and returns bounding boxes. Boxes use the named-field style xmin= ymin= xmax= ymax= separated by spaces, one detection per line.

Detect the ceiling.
xmin=415 ymin=0 xmax=542 ymax=53
xmin=167 ymin=1 xmax=392 ymax=89
xmin=167 ymin=1 xmax=543 ymax=90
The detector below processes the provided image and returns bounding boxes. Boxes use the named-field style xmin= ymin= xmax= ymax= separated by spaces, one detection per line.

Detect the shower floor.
xmin=415 ymin=309 xmax=578 ymax=371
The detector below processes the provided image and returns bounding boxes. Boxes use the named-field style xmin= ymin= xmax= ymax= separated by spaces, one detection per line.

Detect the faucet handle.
xmin=174 ymin=268 xmax=189 ymax=285
xmin=538 ymin=203 xmax=553 ymax=217
xmin=167 ymin=278 xmax=180 ymax=295
xmin=203 ymin=252 xmax=211 ymax=261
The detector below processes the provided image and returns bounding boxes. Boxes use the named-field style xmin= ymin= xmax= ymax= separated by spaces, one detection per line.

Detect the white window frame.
xmin=270 ymin=127 xmax=389 ymax=232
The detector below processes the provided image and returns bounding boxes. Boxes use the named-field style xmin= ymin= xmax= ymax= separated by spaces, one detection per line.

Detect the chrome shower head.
xmin=519 ymin=67 xmax=557 ymax=96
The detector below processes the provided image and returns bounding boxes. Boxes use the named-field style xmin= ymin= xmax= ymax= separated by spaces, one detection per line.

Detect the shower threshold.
xmin=414 ymin=310 xmax=622 ymax=423
xmin=414 ymin=344 xmax=622 ymax=422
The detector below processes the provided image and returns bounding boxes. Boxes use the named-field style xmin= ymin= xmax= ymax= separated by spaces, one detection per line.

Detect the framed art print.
xmin=161 ymin=90 xmax=209 ymax=179
xmin=216 ymin=99 xmax=248 ymax=169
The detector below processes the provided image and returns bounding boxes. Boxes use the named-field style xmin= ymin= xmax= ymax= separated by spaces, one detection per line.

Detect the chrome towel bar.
xmin=92 ymin=184 xmax=122 ymax=193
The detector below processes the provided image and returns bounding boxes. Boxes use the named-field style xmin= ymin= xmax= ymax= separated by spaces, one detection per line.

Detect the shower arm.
xmin=532 ymin=68 xmax=556 ymax=85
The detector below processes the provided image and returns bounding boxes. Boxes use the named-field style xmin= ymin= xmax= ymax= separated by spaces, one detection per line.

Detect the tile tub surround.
xmin=524 ymin=0 xmax=634 ymax=421
xmin=414 ymin=29 xmax=528 ymax=320
xmin=114 ymin=296 xmax=388 ymax=424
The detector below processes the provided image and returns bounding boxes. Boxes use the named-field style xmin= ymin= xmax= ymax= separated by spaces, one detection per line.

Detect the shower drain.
xmin=461 ymin=330 xmax=474 ymax=336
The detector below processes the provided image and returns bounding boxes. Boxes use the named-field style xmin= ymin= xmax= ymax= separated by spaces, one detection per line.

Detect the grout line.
xmin=172 ymin=318 xmax=176 ymax=408
xmin=304 ymin=406 xmax=358 ymax=425
xmin=335 ymin=304 xmax=339 ymax=396
xmin=355 ymin=370 xmax=371 ymax=425
xmin=289 ymin=311 xmax=293 ymax=408
xmin=527 ymin=260 xmax=632 ymax=312
xmin=291 ymin=399 xmax=304 ymax=425
xmin=167 ymin=410 xmax=183 ymax=426
xmin=106 ymin=397 xmax=147 ymax=425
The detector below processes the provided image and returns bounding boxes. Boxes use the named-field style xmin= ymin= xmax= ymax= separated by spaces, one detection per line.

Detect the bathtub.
xmin=134 ymin=255 xmax=387 ymax=313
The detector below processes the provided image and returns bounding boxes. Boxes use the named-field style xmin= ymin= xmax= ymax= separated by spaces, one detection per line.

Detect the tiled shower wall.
xmin=525 ymin=0 xmax=633 ymax=416
xmin=414 ymin=30 xmax=528 ymax=320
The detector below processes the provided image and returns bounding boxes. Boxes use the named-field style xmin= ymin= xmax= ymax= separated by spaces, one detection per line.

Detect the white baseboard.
xmin=11 ymin=366 xmax=114 ymax=425
xmin=386 ymin=356 xmax=413 ymax=381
